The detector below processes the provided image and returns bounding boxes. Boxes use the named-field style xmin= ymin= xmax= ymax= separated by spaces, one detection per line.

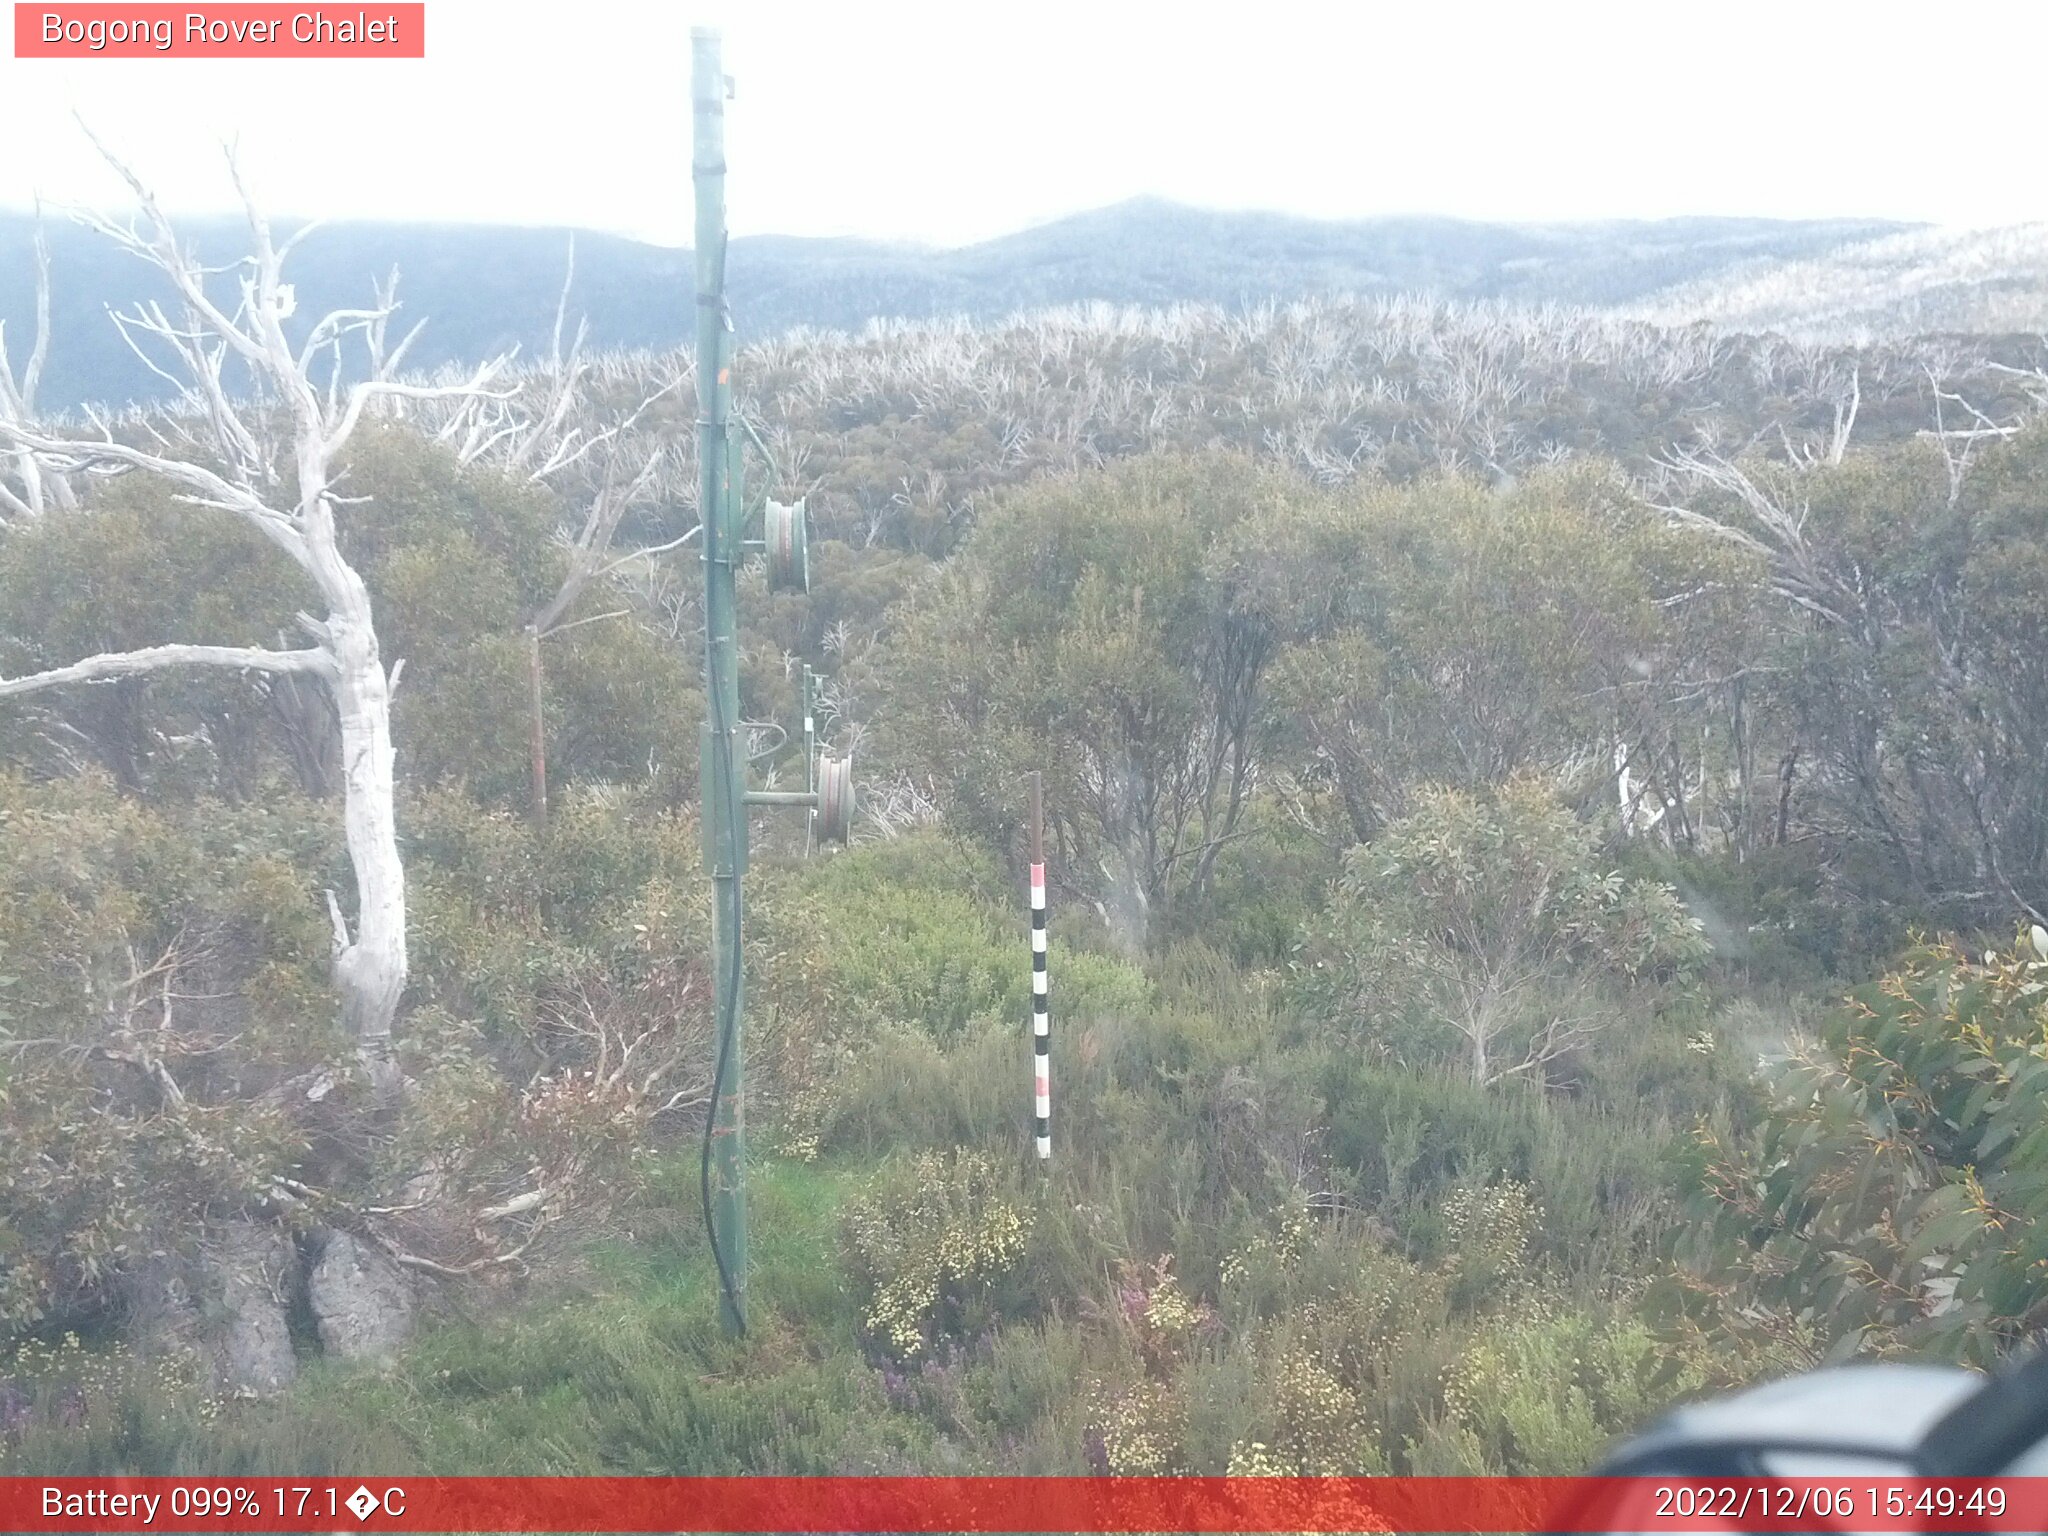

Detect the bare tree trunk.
xmin=0 ymin=210 xmax=76 ymax=523
xmin=329 ymin=601 xmax=406 ymax=1081
xmin=1775 ymin=747 xmax=1799 ymax=847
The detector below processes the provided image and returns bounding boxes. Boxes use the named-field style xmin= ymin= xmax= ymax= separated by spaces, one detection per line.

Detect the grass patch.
xmin=1 ymin=1155 xmax=925 ymax=1476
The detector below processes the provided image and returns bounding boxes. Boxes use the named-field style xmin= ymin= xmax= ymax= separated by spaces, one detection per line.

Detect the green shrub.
xmin=1317 ymin=777 xmax=1708 ymax=1089
xmin=0 ymin=772 xmax=332 ymax=1330
xmin=1660 ymin=927 xmax=2048 ymax=1368
xmin=773 ymin=831 xmax=1148 ymax=1044
xmin=1439 ymin=1306 xmax=1706 ymax=1474
xmin=843 ymin=1149 xmax=1032 ymax=1360
xmin=1318 ymin=1058 xmax=1680 ymax=1284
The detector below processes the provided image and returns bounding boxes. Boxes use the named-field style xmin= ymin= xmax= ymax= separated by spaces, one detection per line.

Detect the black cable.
xmin=698 ymin=439 xmax=747 ymax=1340
xmin=694 ymin=61 xmax=745 ymax=1341
xmin=699 ymin=865 xmax=745 ymax=1339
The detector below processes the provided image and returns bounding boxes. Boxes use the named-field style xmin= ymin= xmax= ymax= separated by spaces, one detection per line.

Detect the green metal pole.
xmin=693 ymin=25 xmax=747 ymax=1337
xmin=743 ymin=790 xmax=820 ymax=808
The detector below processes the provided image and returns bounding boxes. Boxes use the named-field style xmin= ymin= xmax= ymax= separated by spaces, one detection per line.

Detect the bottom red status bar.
xmin=5 ymin=1476 xmax=2046 ymax=1532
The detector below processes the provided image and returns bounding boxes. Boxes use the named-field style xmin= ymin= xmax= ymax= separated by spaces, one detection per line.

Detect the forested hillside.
xmin=1634 ymin=222 xmax=2048 ymax=340
xmin=4 ymin=203 xmax=2048 ymax=1481
xmin=0 ymin=203 xmax=1912 ymax=409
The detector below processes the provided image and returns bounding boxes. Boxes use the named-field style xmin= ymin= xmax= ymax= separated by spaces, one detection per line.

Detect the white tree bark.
xmin=0 ymin=210 xmax=76 ymax=523
xmin=0 ymin=141 xmax=508 ymax=1088
xmin=0 ymin=643 xmax=331 ymax=696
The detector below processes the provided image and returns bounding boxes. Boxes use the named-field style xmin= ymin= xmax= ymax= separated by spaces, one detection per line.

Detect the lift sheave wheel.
xmin=765 ymin=498 xmax=810 ymax=594
xmin=815 ymin=752 xmax=855 ymax=844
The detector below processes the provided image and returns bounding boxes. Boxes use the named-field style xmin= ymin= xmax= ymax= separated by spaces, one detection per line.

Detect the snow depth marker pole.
xmin=1029 ymin=771 xmax=1051 ymax=1161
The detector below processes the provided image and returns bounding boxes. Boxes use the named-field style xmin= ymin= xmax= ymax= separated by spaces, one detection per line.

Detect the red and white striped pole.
xmin=1028 ymin=771 xmax=1050 ymax=1161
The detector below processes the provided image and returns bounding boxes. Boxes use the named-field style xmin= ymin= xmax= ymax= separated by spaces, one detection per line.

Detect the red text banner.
xmin=14 ymin=5 xmax=425 ymax=58
xmin=2 ymin=1476 xmax=2045 ymax=1532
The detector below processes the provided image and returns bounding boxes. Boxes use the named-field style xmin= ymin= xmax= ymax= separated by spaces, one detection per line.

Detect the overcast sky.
xmin=3 ymin=0 xmax=2046 ymax=247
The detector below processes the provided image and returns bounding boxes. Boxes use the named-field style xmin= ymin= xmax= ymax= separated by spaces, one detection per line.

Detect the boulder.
xmin=208 ymin=1219 xmax=300 ymax=1394
xmin=307 ymin=1229 xmax=414 ymax=1362
xmin=128 ymin=1219 xmax=299 ymax=1396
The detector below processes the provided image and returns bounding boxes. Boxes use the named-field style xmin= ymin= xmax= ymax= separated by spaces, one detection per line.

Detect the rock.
xmin=124 ymin=1252 xmax=205 ymax=1357
xmin=207 ymin=1220 xmax=300 ymax=1395
xmin=308 ymin=1230 xmax=414 ymax=1362
xmin=129 ymin=1220 xmax=299 ymax=1396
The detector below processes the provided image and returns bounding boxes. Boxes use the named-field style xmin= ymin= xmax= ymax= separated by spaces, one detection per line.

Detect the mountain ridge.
xmin=1629 ymin=221 xmax=2048 ymax=340
xmin=0 ymin=199 xmax=1935 ymax=409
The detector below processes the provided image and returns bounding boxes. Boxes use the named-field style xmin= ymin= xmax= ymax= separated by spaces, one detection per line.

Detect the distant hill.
xmin=927 ymin=203 xmax=1910 ymax=312
xmin=0 ymin=200 xmax=1915 ymax=410
xmin=1628 ymin=222 xmax=2048 ymax=341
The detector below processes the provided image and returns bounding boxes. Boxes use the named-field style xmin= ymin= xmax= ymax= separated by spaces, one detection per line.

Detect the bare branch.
xmin=478 ymin=1188 xmax=552 ymax=1222
xmin=16 ymin=215 xmax=52 ymax=409
xmin=539 ymin=607 xmax=631 ymax=640
xmin=0 ymin=419 xmax=309 ymax=561
xmin=71 ymin=124 xmax=273 ymax=377
xmin=0 ymin=643 xmax=333 ymax=699
xmin=1652 ymin=448 xmax=1858 ymax=630
xmin=578 ymin=524 xmax=702 ymax=588
xmin=325 ymin=357 xmax=513 ymax=459
xmin=550 ymin=235 xmax=576 ymax=370
xmin=0 ymin=477 xmax=32 ymax=523
xmin=323 ymin=889 xmax=351 ymax=959
xmin=0 ymin=207 xmax=74 ymax=518
xmin=1828 ymin=365 xmax=1860 ymax=465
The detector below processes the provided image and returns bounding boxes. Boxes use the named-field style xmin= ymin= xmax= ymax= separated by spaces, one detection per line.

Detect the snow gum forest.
xmin=4 ymin=177 xmax=2048 ymax=1478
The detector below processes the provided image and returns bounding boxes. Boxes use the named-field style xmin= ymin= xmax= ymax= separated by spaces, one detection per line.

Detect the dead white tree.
xmin=858 ymin=770 xmax=943 ymax=838
xmin=1649 ymin=448 xmax=1862 ymax=634
xmin=1777 ymin=363 xmax=1862 ymax=469
xmin=1921 ymin=362 xmax=2019 ymax=506
xmin=0 ymin=143 xmax=508 ymax=1090
xmin=1827 ymin=365 xmax=1861 ymax=465
xmin=519 ymin=400 xmax=681 ymax=823
xmin=0 ymin=208 xmax=77 ymax=522
xmin=418 ymin=249 xmax=688 ymax=821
